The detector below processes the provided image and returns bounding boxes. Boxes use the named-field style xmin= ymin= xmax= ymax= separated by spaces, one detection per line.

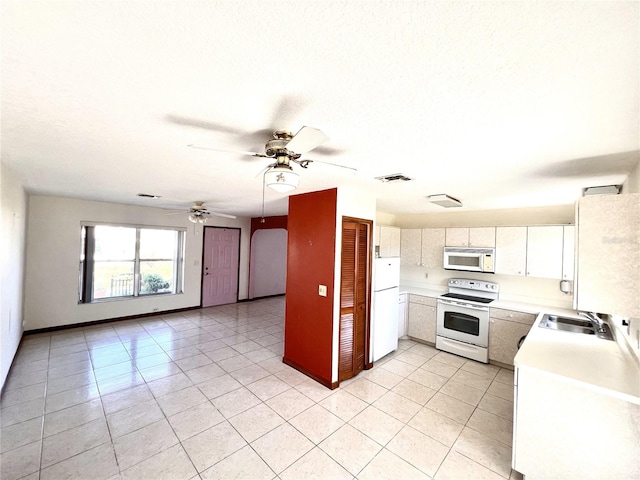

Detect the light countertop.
xmin=515 ymin=312 xmax=640 ymax=404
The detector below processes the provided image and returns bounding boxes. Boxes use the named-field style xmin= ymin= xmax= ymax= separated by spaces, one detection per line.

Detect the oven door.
xmin=436 ymin=299 xmax=489 ymax=347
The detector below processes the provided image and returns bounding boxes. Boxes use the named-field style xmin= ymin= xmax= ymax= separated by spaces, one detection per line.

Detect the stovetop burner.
xmin=440 ymin=292 xmax=494 ymax=304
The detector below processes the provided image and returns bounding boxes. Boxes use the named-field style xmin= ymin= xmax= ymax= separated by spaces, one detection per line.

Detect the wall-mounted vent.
xmin=375 ymin=173 xmax=413 ymax=183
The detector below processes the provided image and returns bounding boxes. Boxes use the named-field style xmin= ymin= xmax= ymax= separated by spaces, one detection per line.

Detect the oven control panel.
xmin=448 ymin=278 xmax=499 ymax=293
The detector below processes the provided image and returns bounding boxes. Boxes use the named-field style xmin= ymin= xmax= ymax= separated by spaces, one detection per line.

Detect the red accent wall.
xmin=284 ymin=189 xmax=337 ymax=385
xmin=250 ymin=215 xmax=288 ymax=237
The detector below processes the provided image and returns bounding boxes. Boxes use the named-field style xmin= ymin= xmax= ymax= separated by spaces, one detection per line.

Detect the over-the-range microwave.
xmin=443 ymin=247 xmax=495 ymax=273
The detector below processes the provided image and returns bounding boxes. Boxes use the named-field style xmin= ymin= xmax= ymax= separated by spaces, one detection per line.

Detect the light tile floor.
xmin=1 ymin=297 xmax=524 ymax=480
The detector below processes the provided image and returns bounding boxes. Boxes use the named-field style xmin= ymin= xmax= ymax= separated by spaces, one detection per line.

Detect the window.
xmin=79 ymin=224 xmax=185 ymax=303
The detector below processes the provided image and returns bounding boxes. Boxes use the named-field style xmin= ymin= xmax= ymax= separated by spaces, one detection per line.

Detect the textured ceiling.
xmin=2 ymin=1 xmax=638 ymax=218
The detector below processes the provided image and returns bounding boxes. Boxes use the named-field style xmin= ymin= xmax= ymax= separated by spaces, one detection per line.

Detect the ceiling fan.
xmin=166 ymin=201 xmax=236 ymax=223
xmin=188 ymin=126 xmax=356 ymax=192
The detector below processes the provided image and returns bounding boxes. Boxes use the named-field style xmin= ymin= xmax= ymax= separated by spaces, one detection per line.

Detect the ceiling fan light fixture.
xmin=428 ymin=194 xmax=463 ymax=208
xmin=265 ymin=165 xmax=300 ymax=192
xmin=188 ymin=213 xmax=207 ymax=224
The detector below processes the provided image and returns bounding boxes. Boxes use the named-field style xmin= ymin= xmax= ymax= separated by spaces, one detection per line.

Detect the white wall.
xmin=1 ymin=163 xmax=28 ymax=390
xmin=401 ymin=267 xmax=573 ymax=309
xmin=393 ymin=204 xmax=575 ymax=228
xmin=622 ymin=158 xmax=640 ymax=194
xmin=24 ymin=195 xmax=251 ymax=330
xmin=249 ymin=228 xmax=287 ymax=298
xmin=332 ymin=187 xmax=377 ymax=383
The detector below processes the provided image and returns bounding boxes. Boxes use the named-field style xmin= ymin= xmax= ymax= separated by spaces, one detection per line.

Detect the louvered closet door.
xmin=339 ymin=220 xmax=368 ymax=382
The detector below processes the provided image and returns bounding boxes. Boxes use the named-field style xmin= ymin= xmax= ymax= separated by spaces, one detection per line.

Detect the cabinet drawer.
xmin=408 ymin=294 xmax=437 ymax=306
xmin=490 ymin=308 xmax=536 ymax=325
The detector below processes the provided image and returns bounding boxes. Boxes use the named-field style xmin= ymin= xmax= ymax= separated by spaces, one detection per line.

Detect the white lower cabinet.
xmin=488 ymin=308 xmax=536 ymax=366
xmin=407 ymin=294 xmax=437 ymax=344
xmin=514 ymin=366 xmax=640 ymax=478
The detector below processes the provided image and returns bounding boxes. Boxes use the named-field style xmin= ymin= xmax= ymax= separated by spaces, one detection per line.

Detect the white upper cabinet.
xmin=421 ymin=228 xmax=446 ymax=268
xmin=390 ymin=226 xmax=401 ymax=257
xmin=400 ymin=223 xmax=573 ymax=280
xmin=526 ymin=226 xmax=564 ymax=279
xmin=495 ymin=227 xmax=527 ymax=276
xmin=400 ymin=229 xmax=422 ymax=266
xmin=376 ymin=225 xmax=401 ymax=258
xmin=400 ymin=228 xmax=445 ymax=267
xmin=562 ymin=226 xmax=575 ymax=281
xmin=470 ymin=227 xmax=496 ymax=247
xmin=445 ymin=227 xmax=496 ymax=247
xmin=495 ymin=227 xmax=527 ymax=275
xmin=576 ymin=193 xmax=639 ymax=317
xmin=445 ymin=228 xmax=469 ymax=247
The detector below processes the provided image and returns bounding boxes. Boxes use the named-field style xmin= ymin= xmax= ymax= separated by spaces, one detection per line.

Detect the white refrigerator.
xmin=372 ymin=257 xmax=400 ymax=361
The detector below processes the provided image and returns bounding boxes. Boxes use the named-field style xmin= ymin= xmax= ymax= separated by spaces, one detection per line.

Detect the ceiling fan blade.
xmin=268 ymin=94 xmax=310 ymax=129
xmin=300 ymin=158 xmax=357 ymax=173
xmin=187 ymin=144 xmax=268 ymax=158
xmin=285 ymin=126 xmax=328 ymax=155
xmin=313 ymin=145 xmax=345 ymax=156
xmin=205 ymin=211 xmax=237 ymax=219
xmin=165 ymin=114 xmax=245 ymax=135
xmin=165 ymin=210 xmax=188 ymax=216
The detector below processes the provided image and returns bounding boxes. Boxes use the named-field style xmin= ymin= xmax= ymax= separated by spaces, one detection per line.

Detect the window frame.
xmin=79 ymin=222 xmax=186 ymax=304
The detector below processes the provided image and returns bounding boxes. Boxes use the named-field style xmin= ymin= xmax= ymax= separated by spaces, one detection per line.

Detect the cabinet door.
xmin=469 ymin=227 xmax=496 ymax=247
xmin=407 ymin=302 xmax=436 ymax=343
xmin=400 ymin=229 xmax=422 ymax=266
xmin=562 ymin=226 xmax=575 ymax=281
xmin=374 ymin=225 xmax=381 ymax=248
xmin=489 ymin=317 xmax=533 ymax=366
xmin=421 ymin=228 xmax=446 ymax=268
xmin=495 ymin=227 xmax=527 ymax=276
xmin=526 ymin=226 xmax=563 ymax=279
xmin=577 ymin=194 xmax=640 ymax=317
xmin=445 ymin=228 xmax=469 ymax=247
xmin=389 ymin=227 xmax=401 ymax=257
xmin=379 ymin=226 xmax=392 ymax=257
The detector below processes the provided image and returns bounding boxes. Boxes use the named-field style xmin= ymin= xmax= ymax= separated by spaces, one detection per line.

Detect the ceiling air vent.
xmin=375 ymin=173 xmax=413 ymax=183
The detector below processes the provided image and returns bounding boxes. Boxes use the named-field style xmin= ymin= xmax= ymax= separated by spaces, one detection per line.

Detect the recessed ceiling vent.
xmin=375 ymin=173 xmax=413 ymax=183
xmin=428 ymin=194 xmax=463 ymax=208
xmin=137 ymin=193 xmax=161 ymax=199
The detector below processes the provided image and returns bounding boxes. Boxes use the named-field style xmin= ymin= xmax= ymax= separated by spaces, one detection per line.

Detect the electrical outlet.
xmin=318 ymin=285 xmax=327 ymax=297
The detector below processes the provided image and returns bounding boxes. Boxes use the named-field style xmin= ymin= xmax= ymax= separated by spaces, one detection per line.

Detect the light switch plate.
xmin=318 ymin=285 xmax=327 ymax=297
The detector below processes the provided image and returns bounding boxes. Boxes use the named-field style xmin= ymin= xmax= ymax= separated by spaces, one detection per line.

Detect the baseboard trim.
xmin=282 ymin=357 xmax=337 ymax=390
xmin=244 ymin=293 xmax=285 ymax=302
xmin=24 ymin=305 xmax=201 ymax=335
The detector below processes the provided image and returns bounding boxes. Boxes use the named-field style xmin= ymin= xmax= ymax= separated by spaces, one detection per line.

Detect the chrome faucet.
xmin=580 ymin=311 xmax=605 ymax=332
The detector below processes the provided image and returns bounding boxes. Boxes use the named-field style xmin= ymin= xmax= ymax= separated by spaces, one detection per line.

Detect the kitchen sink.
xmin=538 ymin=314 xmax=614 ymax=340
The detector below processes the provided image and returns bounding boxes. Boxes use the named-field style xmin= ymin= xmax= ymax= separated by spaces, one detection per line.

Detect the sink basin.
xmin=538 ymin=314 xmax=614 ymax=340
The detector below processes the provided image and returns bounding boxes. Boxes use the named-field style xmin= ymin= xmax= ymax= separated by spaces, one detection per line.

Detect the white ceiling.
xmin=2 ymin=1 xmax=639 ymax=218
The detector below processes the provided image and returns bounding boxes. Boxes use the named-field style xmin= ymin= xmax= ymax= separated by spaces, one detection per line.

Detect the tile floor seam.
xmin=452 ymin=448 xmax=512 ymax=480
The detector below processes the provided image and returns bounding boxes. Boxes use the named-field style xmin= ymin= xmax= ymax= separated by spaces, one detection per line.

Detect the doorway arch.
xmin=249 ymin=228 xmax=287 ymax=298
